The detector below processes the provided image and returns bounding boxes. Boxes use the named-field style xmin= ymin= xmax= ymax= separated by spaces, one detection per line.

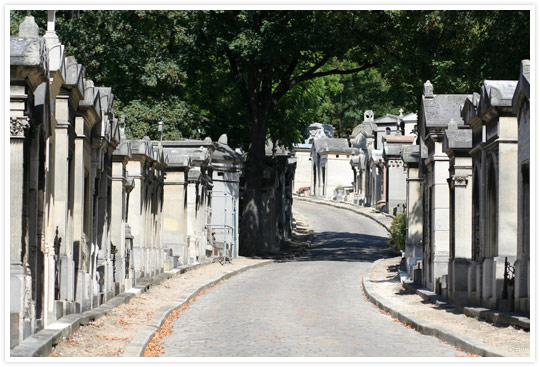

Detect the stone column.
xmin=403 ymin=145 xmax=422 ymax=281
xmin=430 ymin=146 xmax=450 ymax=295
xmin=162 ymin=170 xmax=187 ymax=262
xmin=126 ymin=160 xmax=145 ymax=279
xmin=444 ymin=125 xmax=473 ymax=305
xmin=10 ymin=116 xmax=32 ymax=344
xmin=448 ymin=172 xmax=472 ymax=303
xmin=53 ymin=95 xmax=76 ymax=308
xmin=111 ymin=156 xmax=127 ymax=293
xmin=493 ymin=116 xmax=519 ymax=310
xmin=512 ymin=61 xmax=530 ymax=313
xmin=72 ymin=115 xmax=88 ymax=312
xmin=186 ymin=180 xmax=198 ymax=264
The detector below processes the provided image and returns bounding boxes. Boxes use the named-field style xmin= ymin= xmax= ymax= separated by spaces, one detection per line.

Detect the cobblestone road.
xmin=161 ymin=201 xmax=461 ymax=357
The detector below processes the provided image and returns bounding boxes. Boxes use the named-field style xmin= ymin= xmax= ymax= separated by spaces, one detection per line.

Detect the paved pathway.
xmin=161 ymin=201 xmax=461 ymax=357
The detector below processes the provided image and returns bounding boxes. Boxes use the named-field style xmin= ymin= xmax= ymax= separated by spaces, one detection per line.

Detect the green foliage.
xmin=118 ymin=97 xmax=203 ymax=141
xmin=356 ymin=10 xmax=531 ymax=111
xmin=388 ymin=213 xmax=407 ymax=252
xmin=316 ymin=66 xmax=396 ymax=137
xmin=10 ymin=10 xmax=530 ymax=147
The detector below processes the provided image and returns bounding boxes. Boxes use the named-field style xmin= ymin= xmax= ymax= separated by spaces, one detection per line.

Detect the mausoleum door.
xmin=472 ymin=171 xmax=481 ymax=261
xmin=486 ymin=162 xmax=498 ymax=258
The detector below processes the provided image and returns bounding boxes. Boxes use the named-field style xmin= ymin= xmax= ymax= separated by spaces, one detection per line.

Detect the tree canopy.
xmin=11 ymin=10 xmax=530 ymax=255
xmin=10 ymin=10 xmax=530 ymax=146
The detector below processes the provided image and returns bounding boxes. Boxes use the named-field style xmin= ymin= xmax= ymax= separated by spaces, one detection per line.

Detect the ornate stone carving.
xmin=10 ymin=116 xmax=30 ymax=137
xmin=451 ymin=175 xmax=469 ymax=187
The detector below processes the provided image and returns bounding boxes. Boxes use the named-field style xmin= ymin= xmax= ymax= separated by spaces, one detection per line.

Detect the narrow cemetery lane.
xmin=161 ymin=201 xmax=460 ymax=357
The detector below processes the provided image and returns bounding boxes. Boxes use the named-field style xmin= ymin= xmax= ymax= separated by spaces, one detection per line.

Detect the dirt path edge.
xmin=362 ymin=259 xmax=506 ymax=357
xmin=122 ymin=260 xmax=275 ymax=357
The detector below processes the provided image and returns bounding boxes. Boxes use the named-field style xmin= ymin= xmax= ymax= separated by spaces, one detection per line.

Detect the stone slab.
xmin=403 ymin=280 xmax=530 ymax=331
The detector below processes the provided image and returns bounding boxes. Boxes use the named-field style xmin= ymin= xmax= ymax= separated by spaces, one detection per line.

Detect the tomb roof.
xmin=382 ymin=135 xmax=415 ymax=144
xmin=293 ymin=143 xmax=312 ymax=151
xmin=402 ymin=145 xmax=420 ymax=164
xmin=265 ymin=141 xmax=291 ymax=156
xmin=482 ymin=80 xmax=518 ymax=107
xmin=312 ymin=138 xmax=354 ymax=154
xmin=422 ymin=94 xmax=471 ymax=128
xmin=443 ymin=128 xmax=473 ymax=153
xmin=350 ymin=121 xmax=375 ymax=139
xmin=374 ymin=114 xmax=399 ymax=125
xmin=512 ymin=60 xmax=530 ymax=115
xmin=402 ymin=112 xmax=418 ymax=122
xmin=212 ymin=141 xmax=243 ymax=164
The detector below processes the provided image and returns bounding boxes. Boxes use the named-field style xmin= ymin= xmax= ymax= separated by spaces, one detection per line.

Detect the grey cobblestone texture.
xmin=161 ymin=201 xmax=461 ymax=357
xmin=294 ymin=195 xmax=394 ymax=233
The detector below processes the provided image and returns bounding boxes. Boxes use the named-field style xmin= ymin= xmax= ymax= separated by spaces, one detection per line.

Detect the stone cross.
xmin=44 ymin=10 xmax=60 ymax=44
xmin=424 ymin=80 xmax=434 ymax=98
xmin=448 ymin=118 xmax=458 ymax=130
xmin=47 ymin=10 xmax=56 ymax=33
xmin=399 ymin=108 xmax=404 ymax=118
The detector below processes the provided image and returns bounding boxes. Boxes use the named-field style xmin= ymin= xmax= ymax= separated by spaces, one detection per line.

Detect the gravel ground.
xmin=49 ymin=257 xmax=266 ymax=357
xmin=369 ymin=257 xmax=530 ymax=357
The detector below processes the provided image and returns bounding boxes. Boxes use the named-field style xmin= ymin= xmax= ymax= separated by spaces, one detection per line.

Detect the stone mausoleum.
xmin=10 ymin=13 xmax=297 ymax=353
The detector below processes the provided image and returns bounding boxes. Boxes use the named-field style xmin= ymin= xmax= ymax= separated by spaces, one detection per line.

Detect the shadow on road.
xmin=294 ymin=231 xmax=395 ymax=262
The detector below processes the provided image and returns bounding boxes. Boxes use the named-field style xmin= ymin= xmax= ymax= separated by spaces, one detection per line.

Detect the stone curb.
xmin=294 ymin=196 xmax=392 ymax=233
xmin=361 ymin=259 xmax=507 ymax=357
xmin=122 ymin=259 xmax=276 ymax=357
xmin=10 ymin=258 xmax=218 ymax=357
xmin=401 ymin=280 xmax=530 ymax=331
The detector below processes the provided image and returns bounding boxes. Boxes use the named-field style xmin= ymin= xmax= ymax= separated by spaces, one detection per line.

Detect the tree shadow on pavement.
xmin=293 ymin=231 xmax=393 ymax=262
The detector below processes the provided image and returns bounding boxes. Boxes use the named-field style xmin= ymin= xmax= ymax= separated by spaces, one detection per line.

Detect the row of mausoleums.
xmin=413 ymin=62 xmax=530 ymax=315
xmin=294 ymin=109 xmax=418 ymax=217
xmin=10 ymin=14 xmax=296 ymax=350
xmin=293 ymin=61 xmax=530 ymax=315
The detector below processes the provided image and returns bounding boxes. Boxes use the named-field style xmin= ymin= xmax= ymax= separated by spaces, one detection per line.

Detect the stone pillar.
xmin=111 ymin=157 xmax=127 ymax=292
xmin=72 ymin=115 xmax=88 ymax=312
xmin=430 ymin=145 xmax=450 ymax=295
xmin=444 ymin=125 xmax=473 ymax=305
xmin=127 ymin=168 xmax=145 ymax=278
xmin=403 ymin=145 xmax=422 ymax=281
xmin=186 ymin=180 xmax=198 ymax=264
xmin=448 ymin=172 xmax=472 ymax=303
xmin=53 ymin=96 xmax=76 ymax=308
xmin=493 ymin=116 xmax=519 ymax=311
xmin=512 ymin=60 xmax=530 ymax=314
xmin=10 ymin=116 xmax=32 ymax=344
xmin=162 ymin=170 xmax=187 ymax=262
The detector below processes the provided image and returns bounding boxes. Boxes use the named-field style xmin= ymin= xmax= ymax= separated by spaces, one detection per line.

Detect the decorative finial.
xmin=47 ymin=10 xmax=56 ymax=33
xmin=424 ymin=80 xmax=434 ymax=98
xmin=364 ymin=110 xmax=374 ymax=122
xmin=448 ymin=118 xmax=458 ymax=130
xmin=218 ymin=133 xmax=228 ymax=145
xmin=19 ymin=16 xmax=39 ymax=38
xmin=521 ymin=59 xmax=530 ymax=79
xmin=118 ymin=115 xmax=127 ymax=141
xmin=158 ymin=121 xmax=163 ymax=143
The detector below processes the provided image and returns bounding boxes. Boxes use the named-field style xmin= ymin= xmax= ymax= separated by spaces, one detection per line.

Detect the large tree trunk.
xmin=239 ymin=110 xmax=270 ymax=257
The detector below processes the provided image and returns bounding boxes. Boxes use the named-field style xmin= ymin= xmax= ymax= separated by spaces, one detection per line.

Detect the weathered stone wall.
xmin=10 ymin=14 xmax=166 ymax=348
xmin=402 ymin=70 xmax=528 ymax=315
